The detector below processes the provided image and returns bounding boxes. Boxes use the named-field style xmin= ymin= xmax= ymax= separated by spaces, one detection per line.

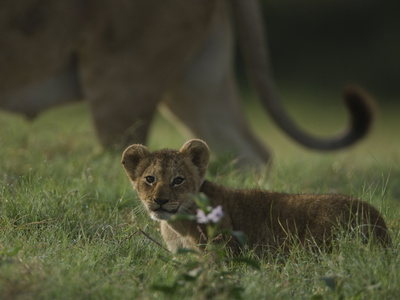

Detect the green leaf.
xmin=169 ymin=213 xmax=196 ymax=222
xmin=175 ymin=248 xmax=199 ymax=255
xmin=230 ymin=231 xmax=247 ymax=246
xmin=319 ymin=276 xmax=337 ymax=291
xmin=151 ymin=283 xmax=178 ymax=295
xmin=194 ymin=194 xmax=210 ymax=211
xmin=229 ymin=286 xmax=244 ymax=300
xmin=229 ymin=257 xmax=261 ymax=270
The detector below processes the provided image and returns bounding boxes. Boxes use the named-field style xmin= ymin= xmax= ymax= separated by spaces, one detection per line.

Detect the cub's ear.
xmin=121 ymin=144 xmax=150 ymax=182
xmin=179 ymin=139 xmax=210 ymax=178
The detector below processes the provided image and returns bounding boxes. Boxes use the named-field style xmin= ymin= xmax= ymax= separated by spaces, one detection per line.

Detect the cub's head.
xmin=121 ymin=139 xmax=210 ymax=221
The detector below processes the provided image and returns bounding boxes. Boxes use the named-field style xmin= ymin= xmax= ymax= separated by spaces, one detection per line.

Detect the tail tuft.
xmin=344 ymin=85 xmax=376 ymax=140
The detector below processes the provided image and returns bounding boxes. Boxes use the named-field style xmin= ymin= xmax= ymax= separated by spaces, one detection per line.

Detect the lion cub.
xmin=122 ymin=139 xmax=391 ymax=255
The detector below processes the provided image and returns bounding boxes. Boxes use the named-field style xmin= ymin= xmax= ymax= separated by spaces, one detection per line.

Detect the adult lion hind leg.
xmin=162 ymin=75 xmax=272 ymax=167
xmin=161 ymin=1 xmax=271 ymax=167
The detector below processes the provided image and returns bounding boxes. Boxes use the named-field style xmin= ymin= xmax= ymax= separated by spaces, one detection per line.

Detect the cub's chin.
xmin=150 ymin=207 xmax=179 ymax=221
xmin=150 ymin=211 xmax=173 ymax=221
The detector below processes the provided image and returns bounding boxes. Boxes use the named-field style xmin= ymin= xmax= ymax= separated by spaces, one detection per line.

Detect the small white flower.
xmin=207 ymin=205 xmax=224 ymax=223
xmin=196 ymin=209 xmax=209 ymax=224
xmin=196 ymin=205 xmax=224 ymax=224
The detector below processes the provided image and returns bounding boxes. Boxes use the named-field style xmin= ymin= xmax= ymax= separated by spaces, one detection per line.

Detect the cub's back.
xmin=201 ymin=180 xmax=392 ymax=249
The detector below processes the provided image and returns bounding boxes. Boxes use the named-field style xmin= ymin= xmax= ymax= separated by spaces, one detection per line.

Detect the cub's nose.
xmin=154 ymin=198 xmax=169 ymax=206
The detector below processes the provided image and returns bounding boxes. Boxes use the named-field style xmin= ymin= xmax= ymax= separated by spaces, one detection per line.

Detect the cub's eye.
xmin=172 ymin=177 xmax=184 ymax=186
xmin=145 ymin=176 xmax=156 ymax=184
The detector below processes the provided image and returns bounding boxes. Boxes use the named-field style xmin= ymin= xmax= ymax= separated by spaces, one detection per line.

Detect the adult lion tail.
xmin=231 ymin=0 xmax=374 ymax=150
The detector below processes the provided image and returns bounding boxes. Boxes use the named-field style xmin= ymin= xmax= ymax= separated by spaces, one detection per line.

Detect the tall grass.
xmin=0 ymin=92 xmax=399 ymax=299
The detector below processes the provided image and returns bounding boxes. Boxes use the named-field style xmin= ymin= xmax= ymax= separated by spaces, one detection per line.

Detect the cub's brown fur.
xmin=122 ymin=139 xmax=391 ymax=255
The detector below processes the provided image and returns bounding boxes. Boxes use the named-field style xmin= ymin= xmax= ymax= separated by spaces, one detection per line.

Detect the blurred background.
xmin=244 ymin=0 xmax=400 ymax=99
xmin=1 ymin=0 xmax=399 ymax=163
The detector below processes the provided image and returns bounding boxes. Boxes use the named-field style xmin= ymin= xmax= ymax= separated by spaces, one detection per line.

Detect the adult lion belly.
xmin=0 ymin=0 xmax=216 ymax=119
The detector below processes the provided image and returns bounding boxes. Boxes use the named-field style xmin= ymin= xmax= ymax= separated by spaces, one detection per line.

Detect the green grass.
xmin=1 ymin=90 xmax=399 ymax=299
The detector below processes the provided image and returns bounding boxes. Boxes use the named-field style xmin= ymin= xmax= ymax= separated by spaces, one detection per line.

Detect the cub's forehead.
xmin=139 ymin=149 xmax=187 ymax=175
xmin=151 ymin=150 xmax=183 ymax=167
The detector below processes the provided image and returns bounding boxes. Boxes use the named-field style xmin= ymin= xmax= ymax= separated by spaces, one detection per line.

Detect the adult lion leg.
xmin=81 ymin=67 xmax=160 ymax=148
xmin=161 ymin=1 xmax=271 ymax=166
xmin=162 ymin=75 xmax=272 ymax=167
xmin=79 ymin=44 xmax=163 ymax=147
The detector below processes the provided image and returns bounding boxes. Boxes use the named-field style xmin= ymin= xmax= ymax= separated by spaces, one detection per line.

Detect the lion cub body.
xmin=122 ymin=140 xmax=391 ymax=255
